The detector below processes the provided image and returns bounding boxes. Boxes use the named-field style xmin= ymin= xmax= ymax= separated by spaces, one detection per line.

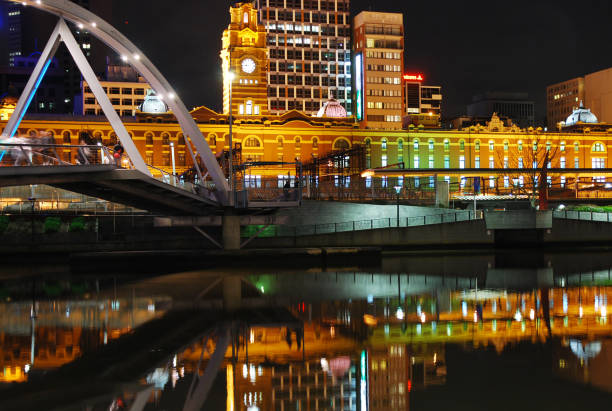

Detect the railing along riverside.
xmin=260 ymin=210 xmax=483 ymax=238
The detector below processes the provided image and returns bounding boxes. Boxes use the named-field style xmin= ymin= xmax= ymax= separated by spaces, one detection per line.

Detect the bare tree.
xmin=496 ymin=133 xmax=561 ymax=206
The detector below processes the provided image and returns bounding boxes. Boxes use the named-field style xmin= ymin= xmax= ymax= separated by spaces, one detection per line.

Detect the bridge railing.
xmin=0 ymin=142 xmax=119 ymax=166
xmin=553 ymin=210 xmax=612 ymax=222
xmin=257 ymin=210 xmax=483 ymax=238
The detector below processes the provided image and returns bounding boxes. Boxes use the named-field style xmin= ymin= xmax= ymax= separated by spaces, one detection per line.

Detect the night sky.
xmin=113 ymin=0 xmax=612 ymax=124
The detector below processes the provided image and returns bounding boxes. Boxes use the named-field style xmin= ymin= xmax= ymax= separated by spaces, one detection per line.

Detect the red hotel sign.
xmin=403 ymin=74 xmax=424 ymax=81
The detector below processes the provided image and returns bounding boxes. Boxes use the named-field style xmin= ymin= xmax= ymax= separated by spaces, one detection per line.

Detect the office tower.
xmin=547 ymin=77 xmax=585 ymax=129
xmin=255 ymin=0 xmax=352 ymax=116
xmin=353 ymin=11 xmax=404 ymax=129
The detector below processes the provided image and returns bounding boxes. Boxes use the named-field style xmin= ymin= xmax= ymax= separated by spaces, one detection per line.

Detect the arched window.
xmin=533 ymin=141 xmax=538 ymax=151
xmin=162 ymin=132 xmax=170 ymax=145
xmin=62 ymin=131 xmax=71 ymax=144
xmin=488 ymin=140 xmax=494 ymax=151
xmin=475 ymin=140 xmax=480 ymax=151
xmin=245 ymin=137 xmax=261 ymax=147
xmin=209 ymin=134 xmax=217 ymax=146
xmin=546 ymin=141 xmax=551 ymax=151
xmin=145 ymin=132 xmax=153 ymax=145
xmin=277 ymin=136 xmax=284 ymax=147
xmin=177 ymin=133 xmax=185 ymax=145
xmin=574 ymin=141 xmax=580 ymax=152
xmin=413 ymin=139 xmax=419 ymax=151
xmin=592 ymin=142 xmax=606 ymax=152
xmin=312 ymin=137 xmax=319 ymax=148
xmin=459 ymin=140 xmax=465 ymax=151
xmin=295 ymin=137 xmax=301 ymax=149
xmin=560 ymin=141 xmax=566 ymax=152
xmin=244 ymin=12 xmax=249 ymax=23
xmin=246 ymin=100 xmax=253 ymax=115
xmin=443 ymin=139 xmax=450 ymax=151
xmin=518 ymin=140 xmax=523 ymax=151
xmin=398 ymin=139 xmax=404 ymax=151
xmin=381 ymin=138 xmax=387 ymax=150
xmin=428 ymin=139 xmax=434 ymax=151
xmin=109 ymin=132 xmax=117 ymax=145
xmin=503 ymin=140 xmax=509 ymax=151
xmin=334 ymin=139 xmax=349 ymax=150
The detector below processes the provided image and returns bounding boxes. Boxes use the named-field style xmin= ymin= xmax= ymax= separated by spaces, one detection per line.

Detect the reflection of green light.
xmin=521 ymin=320 xmax=526 ymax=332
xmin=384 ymin=324 xmax=389 ymax=336
xmin=416 ymin=324 xmax=422 ymax=335
xmin=360 ymin=350 xmax=367 ymax=381
xmin=564 ymin=316 xmax=569 ymax=327
xmin=260 ymin=286 xmax=264 ymax=293
xmin=446 ymin=323 xmax=452 ymax=336
xmin=492 ymin=319 xmax=497 ymax=332
xmin=431 ymin=321 xmax=437 ymax=334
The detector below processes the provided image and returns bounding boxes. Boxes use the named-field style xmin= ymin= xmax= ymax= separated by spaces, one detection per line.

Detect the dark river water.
xmin=2 ymin=249 xmax=612 ymax=410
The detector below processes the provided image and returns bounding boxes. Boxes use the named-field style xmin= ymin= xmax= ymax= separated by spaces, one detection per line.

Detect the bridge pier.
xmin=222 ymin=211 xmax=241 ymax=250
xmin=223 ymin=276 xmax=242 ymax=312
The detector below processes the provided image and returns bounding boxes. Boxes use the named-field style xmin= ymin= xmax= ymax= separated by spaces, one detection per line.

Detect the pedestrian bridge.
xmin=0 ymin=142 xmax=301 ymax=214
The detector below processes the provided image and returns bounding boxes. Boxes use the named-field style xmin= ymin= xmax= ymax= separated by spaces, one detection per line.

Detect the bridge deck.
xmin=0 ymin=165 xmax=220 ymax=215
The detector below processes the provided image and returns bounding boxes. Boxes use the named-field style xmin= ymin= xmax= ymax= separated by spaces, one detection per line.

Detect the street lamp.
xmin=227 ymin=71 xmax=236 ymax=202
xmin=394 ymin=185 xmax=402 ymax=227
xmin=169 ymin=141 xmax=176 ymax=186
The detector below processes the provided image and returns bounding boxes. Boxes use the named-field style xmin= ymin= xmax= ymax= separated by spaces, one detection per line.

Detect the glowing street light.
xmin=394 ymin=185 xmax=402 ymax=227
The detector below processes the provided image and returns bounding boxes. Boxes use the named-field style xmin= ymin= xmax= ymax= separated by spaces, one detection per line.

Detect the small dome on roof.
xmin=138 ymin=89 xmax=168 ymax=114
xmin=316 ymin=98 xmax=347 ymax=118
xmin=565 ymin=102 xmax=598 ymax=126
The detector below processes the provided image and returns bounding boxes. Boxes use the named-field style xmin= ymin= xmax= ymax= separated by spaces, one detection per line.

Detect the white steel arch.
xmin=4 ymin=0 xmax=230 ymax=204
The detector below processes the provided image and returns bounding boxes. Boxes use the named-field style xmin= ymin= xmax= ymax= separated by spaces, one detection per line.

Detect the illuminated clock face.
xmin=241 ymin=58 xmax=256 ymax=74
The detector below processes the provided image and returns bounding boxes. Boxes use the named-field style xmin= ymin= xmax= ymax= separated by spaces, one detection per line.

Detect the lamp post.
xmin=169 ymin=141 xmax=176 ymax=186
xmin=227 ymin=71 xmax=235 ymax=204
xmin=394 ymin=185 xmax=402 ymax=227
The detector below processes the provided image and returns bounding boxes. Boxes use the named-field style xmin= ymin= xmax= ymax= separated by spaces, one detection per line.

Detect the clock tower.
xmin=221 ymin=2 xmax=269 ymax=116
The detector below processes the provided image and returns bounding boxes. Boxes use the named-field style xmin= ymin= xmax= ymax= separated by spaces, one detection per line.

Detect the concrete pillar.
xmin=222 ymin=212 xmax=241 ymax=250
xmin=436 ymin=181 xmax=449 ymax=208
xmin=223 ymin=276 xmax=242 ymax=312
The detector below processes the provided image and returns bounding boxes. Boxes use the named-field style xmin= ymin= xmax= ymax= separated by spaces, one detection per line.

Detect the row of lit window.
xmin=366 ymin=76 xmax=402 ymax=85
xmin=366 ymin=51 xmax=401 ymax=60
xmin=84 ymin=86 xmax=147 ymax=95
xmin=367 ymin=102 xmax=402 ymax=110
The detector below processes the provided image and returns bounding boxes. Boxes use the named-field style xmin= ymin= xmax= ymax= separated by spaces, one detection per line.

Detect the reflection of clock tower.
xmin=221 ymin=2 xmax=269 ymax=116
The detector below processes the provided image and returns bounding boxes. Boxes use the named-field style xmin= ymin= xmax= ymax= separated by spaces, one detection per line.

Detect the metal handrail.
xmin=262 ymin=210 xmax=483 ymax=238
xmin=553 ymin=210 xmax=612 ymax=223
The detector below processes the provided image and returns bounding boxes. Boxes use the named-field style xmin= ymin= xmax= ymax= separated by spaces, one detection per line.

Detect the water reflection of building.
xmin=555 ymin=339 xmax=612 ymax=392
xmin=0 ymin=298 xmax=163 ymax=383
xmin=369 ymin=344 xmax=409 ymax=410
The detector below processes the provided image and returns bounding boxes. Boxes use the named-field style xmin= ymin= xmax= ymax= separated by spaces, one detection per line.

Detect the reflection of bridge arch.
xmin=4 ymin=0 xmax=229 ymax=204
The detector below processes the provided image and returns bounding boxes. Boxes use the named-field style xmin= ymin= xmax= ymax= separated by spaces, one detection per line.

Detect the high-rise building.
xmin=255 ymin=0 xmax=352 ymax=116
xmin=221 ymin=2 xmax=269 ymax=117
xmin=0 ymin=0 xmax=112 ymax=113
xmin=585 ymin=67 xmax=612 ymax=125
xmin=546 ymin=77 xmax=584 ymax=129
xmin=353 ymin=11 xmax=404 ymax=130
xmin=80 ymin=62 xmax=151 ymax=116
xmin=547 ymin=68 xmax=612 ymax=129
xmin=467 ymin=92 xmax=535 ymax=128
xmin=403 ymin=73 xmax=442 ymax=127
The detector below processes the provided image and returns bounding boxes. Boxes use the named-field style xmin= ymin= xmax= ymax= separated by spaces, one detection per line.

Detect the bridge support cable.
xmin=0 ymin=20 xmax=61 ymax=160
xmin=182 ymin=327 xmax=230 ymax=411
xmin=6 ymin=0 xmax=230 ymax=204
xmin=57 ymin=19 xmax=150 ymax=176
